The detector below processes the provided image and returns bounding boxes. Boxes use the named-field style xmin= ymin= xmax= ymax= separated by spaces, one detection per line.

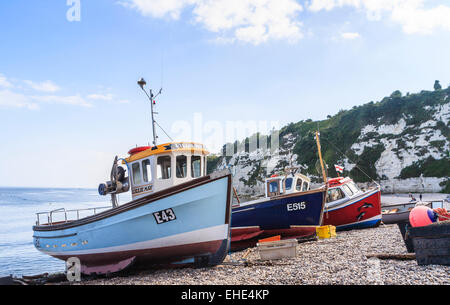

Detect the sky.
xmin=1 ymin=0 xmax=450 ymax=188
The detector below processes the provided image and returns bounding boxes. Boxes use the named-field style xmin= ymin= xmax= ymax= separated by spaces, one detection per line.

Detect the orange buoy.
xmin=409 ymin=206 xmax=437 ymax=227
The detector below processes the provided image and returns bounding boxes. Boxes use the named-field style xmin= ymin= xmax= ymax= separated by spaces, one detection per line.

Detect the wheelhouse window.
xmin=269 ymin=181 xmax=279 ymax=193
xmin=326 ymin=188 xmax=345 ymax=203
xmin=348 ymin=182 xmax=360 ymax=194
xmin=342 ymin=184 xmax=353 ymax=196
xmin=176 ymin=155 xmax=188 ymax=178
xmin=302 ymin=182 xmax=309 ymax=192
xmin=157 ymin=156 xmax=172 ymax=180
xmin=285 ymin=178 xmax=293 ymax=190
xmin=142 ymin=159 xmax=151 ymax=183
xmin=132 ymin=162 xmax=142 ymax=185
xmin=191 ymin=155 xmax=202 ymax=178
xmin=296 ymin=179 xmax=302 ymax=191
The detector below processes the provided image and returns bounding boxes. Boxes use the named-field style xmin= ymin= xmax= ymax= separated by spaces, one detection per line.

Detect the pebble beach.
xmin=75 ymin=223 xmax=450 ymax=285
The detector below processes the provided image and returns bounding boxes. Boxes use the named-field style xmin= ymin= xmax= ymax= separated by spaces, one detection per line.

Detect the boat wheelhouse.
xmin=264 ymin=173 xmax=310 ymax=198
xmin=124 ymin=142 xmax=209 ymax=200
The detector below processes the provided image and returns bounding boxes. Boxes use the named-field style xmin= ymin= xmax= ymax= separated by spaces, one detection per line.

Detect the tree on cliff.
xmin=434 ymin=80 xmax=442 ymax=91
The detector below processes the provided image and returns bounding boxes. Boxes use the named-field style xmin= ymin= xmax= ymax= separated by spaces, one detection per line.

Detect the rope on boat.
xmin=321 ymin=136 xmax=379 ymax=187
xmin=154 ymin=120 xmax=173 ymax=142
xmin=434 ymin=208 xmax=450 ymax=221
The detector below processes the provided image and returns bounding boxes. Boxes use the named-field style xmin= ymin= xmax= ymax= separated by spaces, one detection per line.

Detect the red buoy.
xmin=128 ymin=146 xmax=150 ymax=155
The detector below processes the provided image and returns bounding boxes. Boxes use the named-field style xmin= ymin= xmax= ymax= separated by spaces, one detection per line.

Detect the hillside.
xmin=208 ymin=82 xmax=450 ymax=195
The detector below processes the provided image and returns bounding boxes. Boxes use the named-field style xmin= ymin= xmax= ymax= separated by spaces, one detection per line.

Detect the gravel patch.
xmin=75 ymin=224 xmax=450 ymax=285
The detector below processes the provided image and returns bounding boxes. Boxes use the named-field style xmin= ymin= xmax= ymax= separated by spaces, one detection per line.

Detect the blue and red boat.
xmin=322 ymin=177 xmax=382 ymax=230
xmin=231 ymin=173 xmax=326 ymax=250
xmin=230 ymin=130 xmax=382 ymax=249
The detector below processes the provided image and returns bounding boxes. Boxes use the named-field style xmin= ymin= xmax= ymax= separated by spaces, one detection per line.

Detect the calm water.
xmin=0 ymin=187 xmax=131 ymax=277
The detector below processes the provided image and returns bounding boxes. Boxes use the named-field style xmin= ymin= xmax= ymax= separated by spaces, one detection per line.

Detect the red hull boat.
xmin=322 ymin=177 xmax=382 ymax=230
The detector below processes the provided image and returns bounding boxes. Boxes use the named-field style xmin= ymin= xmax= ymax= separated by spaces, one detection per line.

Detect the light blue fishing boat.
xmin=32 ymin=79 xmax=232 ymax=275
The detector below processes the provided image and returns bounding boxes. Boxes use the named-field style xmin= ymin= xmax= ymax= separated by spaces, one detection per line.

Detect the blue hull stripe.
xmin=232 ymin=191 xmax=325 ymax=230
xmin=336 ymin=218 xmax=381 ymax=231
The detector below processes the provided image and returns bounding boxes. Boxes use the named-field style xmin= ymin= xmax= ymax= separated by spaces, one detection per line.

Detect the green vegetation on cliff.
xmin=282 ymin=85 xmax=450 ymax=181
xmin=209 ymin=83 xmax=450 ymax=190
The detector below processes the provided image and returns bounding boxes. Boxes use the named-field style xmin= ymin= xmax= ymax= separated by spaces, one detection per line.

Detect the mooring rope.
xmin=321 ymin=136 xmax=379 ymax=186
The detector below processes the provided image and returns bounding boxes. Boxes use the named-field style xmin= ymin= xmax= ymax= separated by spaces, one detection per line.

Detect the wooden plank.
xmin=366 ymin=253 xmax=416 ymax=260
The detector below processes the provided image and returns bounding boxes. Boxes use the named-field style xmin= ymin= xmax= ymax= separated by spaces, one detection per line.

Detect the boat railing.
xmin=36 ymin=206 xmax=111 ymax=226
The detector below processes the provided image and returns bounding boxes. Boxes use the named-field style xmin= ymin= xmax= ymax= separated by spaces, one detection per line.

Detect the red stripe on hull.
xmin=53 ymin=239 xmax=225 ymax=272
xmin=322 ymin=191 xmax=381 ymax=228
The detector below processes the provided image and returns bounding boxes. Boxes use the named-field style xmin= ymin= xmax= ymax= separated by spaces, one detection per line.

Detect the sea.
xmin=0 ymin=187 xmax=131 ymax=277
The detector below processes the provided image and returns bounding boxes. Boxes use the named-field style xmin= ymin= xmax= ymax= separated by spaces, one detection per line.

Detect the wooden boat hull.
xmin=396 ymin=221 xmax=415 ymax=253
xmin=382 ymin=201 xmax=444 ymax=225
xmin=32 ymin=173 xmax=232 ymax=275
xmin=382 ymin=210 xmax=411 ymax=224
xmin=409 ymin=222 xmax=450 ymax=266
xmin=322 ymin=188 xmax=382 ymax=230
xmin=230 ymin=189 xmax=326 ymax=250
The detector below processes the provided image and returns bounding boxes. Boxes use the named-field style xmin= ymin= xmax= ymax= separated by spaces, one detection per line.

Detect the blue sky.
xmin=1 ymin=0 xmax=450 ymax=188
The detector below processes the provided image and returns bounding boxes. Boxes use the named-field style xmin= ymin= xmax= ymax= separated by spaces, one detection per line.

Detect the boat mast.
xmin=315 ymin=130 xmax=328 ymax=184
xmin=138 ymin=78 xmax=161 ymax=146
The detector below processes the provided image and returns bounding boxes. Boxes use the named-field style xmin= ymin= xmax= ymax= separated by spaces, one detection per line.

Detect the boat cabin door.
xmin=266 ymin=179 xmax=281 ymax=197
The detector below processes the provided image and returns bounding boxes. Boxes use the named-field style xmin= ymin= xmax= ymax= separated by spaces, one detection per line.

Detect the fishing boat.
xmin=321 ymin=176 xmax=382 ymax=230
xmin=32 ymin=79 xmax=232 ymax=275
xmin=409 ymin=221 xmax=450 ymax=266
xmin=313 ymin=131 xmax=382 ymax=230
xmin=231 ymin=172 xmax=326 ymax=250
xmin=230 ymin=132 xmax=330 ymax=251
xmin=232 ymin=131 xmax=382 ymax=236
xmin=381 ymin=202 xmax=417 ymax=225
xmin=382 ymin=200 xmax=445 ymax=224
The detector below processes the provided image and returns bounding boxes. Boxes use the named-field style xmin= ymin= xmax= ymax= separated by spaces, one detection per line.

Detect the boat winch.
xmin=98 ymin=156 xmax=130 ymax=207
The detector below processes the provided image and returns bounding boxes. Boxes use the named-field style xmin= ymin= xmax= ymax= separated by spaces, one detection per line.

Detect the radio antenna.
xmin=137 ymin=78 xmax=162 ymax=146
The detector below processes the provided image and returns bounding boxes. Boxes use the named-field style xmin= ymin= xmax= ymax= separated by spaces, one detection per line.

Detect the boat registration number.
xmin=153 ymin=208 xmax=177 ymax=224
xmin=287 ymin=202 xmax=307 ymax=211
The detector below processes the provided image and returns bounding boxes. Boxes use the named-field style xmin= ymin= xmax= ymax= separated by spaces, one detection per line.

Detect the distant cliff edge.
xmin=208 ymin=82 xmax=450 ymax=195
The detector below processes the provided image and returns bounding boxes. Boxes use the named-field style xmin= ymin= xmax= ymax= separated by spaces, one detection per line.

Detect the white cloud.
xmin=0 ymin=90 xmax=39 ymax=110
xmin=307 ymin=0 xmax=450 ymax=34
xmin=341 ymin=31 xmax=360 ymax=39
xmin=121 ymin=0 xmax=304 ymax=45
xmin=119 ymin=0 xmax=195 ymax=19
xmin=87 ymin=93 xmax=115 ymax=100
xmin=0 ymin=74 xmax=13 ymax=88
xmin=0 ymin=73 xmax=132 ymax=110
xmin=87 ymin=93 xmax=132 ymax=104
xmin=25 ymin=80 xmax=60 ymax=92
xmin=31 ymin=95 xmax=93 ymax=108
